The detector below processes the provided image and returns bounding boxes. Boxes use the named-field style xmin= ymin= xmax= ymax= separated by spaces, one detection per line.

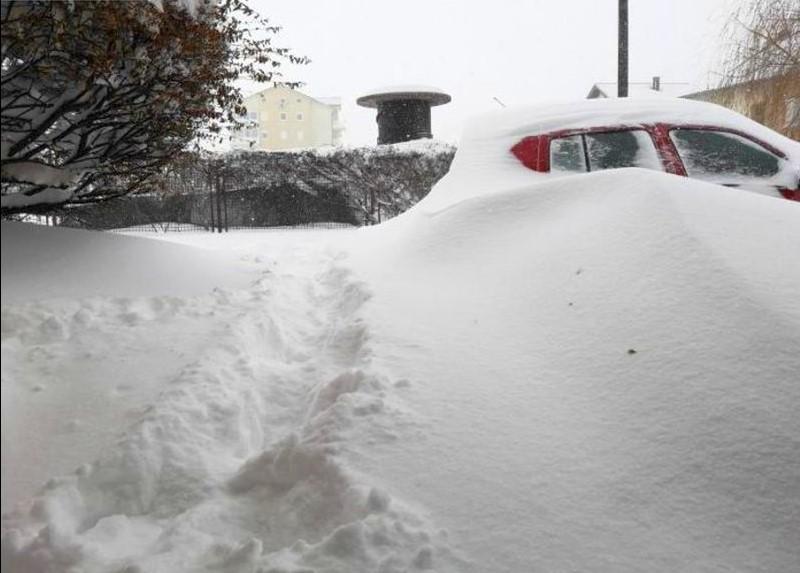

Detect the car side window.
xmin=669 ymin=129 xmax=781 ymax=181
xmin=549 ymin=130 xmax=662 ymax=174
xmin=584 ymin=130 xmax=662 ymax=172
xmin=550 ymin=135 xmax=586 ymax=173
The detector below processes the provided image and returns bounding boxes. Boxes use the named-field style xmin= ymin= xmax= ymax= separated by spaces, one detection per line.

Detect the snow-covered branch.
xmin=1 ymin=0 xmax=306 ymax=215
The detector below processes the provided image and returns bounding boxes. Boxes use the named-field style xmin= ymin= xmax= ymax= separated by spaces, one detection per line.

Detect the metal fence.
xmin=109 ymin=221 xmax=355 ymax=233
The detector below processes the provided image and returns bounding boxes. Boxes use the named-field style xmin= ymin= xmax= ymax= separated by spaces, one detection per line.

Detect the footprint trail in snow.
xmin=2 ymin=244 xmax=455 ymax=573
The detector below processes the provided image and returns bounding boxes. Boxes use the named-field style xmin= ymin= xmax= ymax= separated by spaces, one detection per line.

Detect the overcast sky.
xmin=246 ymin=0 xmax=740 ymax=145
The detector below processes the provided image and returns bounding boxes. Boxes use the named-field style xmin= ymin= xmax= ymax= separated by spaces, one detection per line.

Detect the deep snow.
xmin=349 ymin=169 xmax=800 ymax=572
xmin=2 ymin=224 xmax=451 ymax=572
xmin=3 ymin=167 xmax=800 ymax=572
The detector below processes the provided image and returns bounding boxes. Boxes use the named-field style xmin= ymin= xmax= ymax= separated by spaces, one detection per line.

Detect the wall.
xmin=685 ymin=73 xmax=800 ymax=141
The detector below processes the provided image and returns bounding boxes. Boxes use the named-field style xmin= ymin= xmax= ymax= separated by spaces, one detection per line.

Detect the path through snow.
xmin=2 ymin=233 xmax=454 ymax=573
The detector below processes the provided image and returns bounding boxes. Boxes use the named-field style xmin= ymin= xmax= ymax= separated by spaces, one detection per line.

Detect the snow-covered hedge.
xmin=57 ymin=140 xmax=456 ymax=229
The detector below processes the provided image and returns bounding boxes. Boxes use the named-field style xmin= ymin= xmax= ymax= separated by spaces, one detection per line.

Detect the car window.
xmin=549 ymin=130 xmax=662 ymax=174
xmin=584 ymin=130 xmax=662 ymax=172
xmin=669 ymin=129 xmax=781 ymax=181
xmin=550 ymin=135 xmax=586 ymax=173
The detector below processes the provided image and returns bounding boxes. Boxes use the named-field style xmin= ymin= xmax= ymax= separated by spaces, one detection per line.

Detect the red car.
xmin=509 ymin=100 xmax=800 ymax=201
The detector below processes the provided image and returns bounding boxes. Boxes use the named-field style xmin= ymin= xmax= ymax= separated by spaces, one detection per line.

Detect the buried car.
xmin=509 ymin=99 xmax=800 ymax=201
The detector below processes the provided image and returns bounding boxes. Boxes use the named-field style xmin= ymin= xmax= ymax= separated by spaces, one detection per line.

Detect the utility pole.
xmin=618 ymin=0 xmax=629 ymax=98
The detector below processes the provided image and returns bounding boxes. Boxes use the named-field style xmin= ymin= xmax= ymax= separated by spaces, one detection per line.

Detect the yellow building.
xmin=233 ymin=86 xmax=344 ymax=151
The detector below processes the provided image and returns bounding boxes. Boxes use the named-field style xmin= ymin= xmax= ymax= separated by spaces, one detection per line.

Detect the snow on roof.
xmin=244 ymin=86 xmax=342 ymax=108
xmin=420 ymin=98 xmax=800 ymax=211
xmin=588 ymin=81 xmax=693 ymax=99
xmin=316 ymin=97 xmax=342 ymax=107
xmin=361 ymin=84 xmax=449 ymax=97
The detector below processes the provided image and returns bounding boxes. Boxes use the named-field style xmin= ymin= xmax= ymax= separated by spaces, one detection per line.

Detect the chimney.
xmin=652 ymin=76 xmax=661 ymax=92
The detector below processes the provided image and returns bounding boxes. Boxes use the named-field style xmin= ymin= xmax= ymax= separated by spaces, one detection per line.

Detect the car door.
xmin=668 ymin=127 xmax=800 ymax=200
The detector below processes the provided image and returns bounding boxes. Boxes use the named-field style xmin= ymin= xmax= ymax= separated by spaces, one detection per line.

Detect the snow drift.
xmin=2 ymin=113 xmax=800 ymax=570
xmin=348 ymin=167 xmax=800 ymax=572
xmin=1 ymin=222 xmax=251 ymax=304
xmin=2 ymin=224 xmax=446 ymax=572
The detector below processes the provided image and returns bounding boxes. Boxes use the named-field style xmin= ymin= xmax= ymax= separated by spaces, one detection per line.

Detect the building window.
xmin=296 ymin=97 xmax=302 ymax=103
xmin=260 ymin=131 xmax=268 ymax=140
xmin=280 ymin=112 xmax=288 ymax=121
xmin=279 ymin=98 xmax=286 ymax=108
xmin=242 ymin=111 xmax=258 ymax=140
xmin=296 ymin=112 xmax=304 ymax=121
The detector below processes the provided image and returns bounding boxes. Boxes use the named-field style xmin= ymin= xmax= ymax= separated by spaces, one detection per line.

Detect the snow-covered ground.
xmin=3 ymin=166 xmax=800 ymax=571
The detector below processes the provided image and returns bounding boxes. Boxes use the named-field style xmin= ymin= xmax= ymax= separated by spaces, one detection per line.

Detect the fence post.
xmin=215 ymin=173 xmax=222 ymax=233
xmin=208 ymin=174 xmax=215 ymax=232
xmin=222 ymin=174 xmax=229 ymax=232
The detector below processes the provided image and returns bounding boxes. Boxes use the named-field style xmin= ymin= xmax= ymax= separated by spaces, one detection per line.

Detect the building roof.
xmin=315 ymin=97 xmax=342 ymax=107
xmin=245 ymin=86 xmax=341 ymax=108
xmin=587 ymin=81 xmax=693 ymax=99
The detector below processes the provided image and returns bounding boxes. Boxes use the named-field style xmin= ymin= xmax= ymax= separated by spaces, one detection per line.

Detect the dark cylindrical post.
xmin=618 ymin=0 xmax=629 ymax=98
xmin=357 ymin=87 xmax=451 ymax=145
xmin=375 ymin=100 xmax=432 ymax=144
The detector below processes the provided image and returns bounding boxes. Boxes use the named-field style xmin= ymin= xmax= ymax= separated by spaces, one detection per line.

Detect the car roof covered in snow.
xmin=420 ymin=98 xmax=800 ymax=211
xmin=463 ymin=97 xmax=797 ymax=147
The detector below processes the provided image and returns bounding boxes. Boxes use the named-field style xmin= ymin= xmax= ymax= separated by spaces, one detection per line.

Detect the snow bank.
xmin=348 ymin=168 xmax=800 ymax=571
xmin=3 ymin=159 xmax=800 ymax=570
xmin=2 ymin=227 xmax=452 ymax=572
xmin=1 ymin=223 xmax=251 ymax=303
xmin=1 ymin=223 xmax=256 ymax=514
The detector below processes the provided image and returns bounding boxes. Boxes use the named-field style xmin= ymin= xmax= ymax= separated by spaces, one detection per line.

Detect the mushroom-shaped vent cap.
xmin=357 ymin=85 xmax=451 ymax=108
